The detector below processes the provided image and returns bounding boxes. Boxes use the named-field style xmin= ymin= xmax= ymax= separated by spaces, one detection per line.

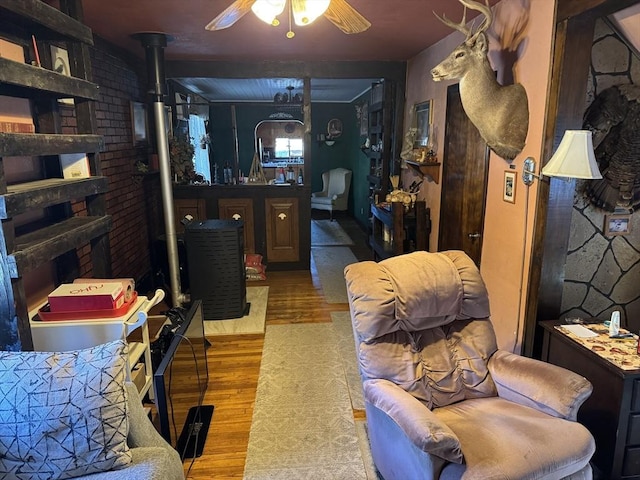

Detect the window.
xmin=274 ymin=138 xmax=303 ymax=159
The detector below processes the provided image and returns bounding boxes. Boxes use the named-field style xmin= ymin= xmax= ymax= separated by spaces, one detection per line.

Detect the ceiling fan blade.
xmin=205 ymin=0 xmax=256 ymax=31
xmin=324 ymin=0 xmax=371 ymax=34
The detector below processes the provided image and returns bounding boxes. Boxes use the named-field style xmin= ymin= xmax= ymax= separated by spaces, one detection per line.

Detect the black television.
xmin=153 ymin=299 xmax=210 ymax=457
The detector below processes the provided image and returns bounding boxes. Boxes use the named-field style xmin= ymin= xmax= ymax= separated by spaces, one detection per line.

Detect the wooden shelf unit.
xmin=0 ymin=0 xmax=110 ymax=350
xmin=370 ymin=200 xmax=430 ymax=260
xmin=364 ymin=81 xmax=393 ymax=207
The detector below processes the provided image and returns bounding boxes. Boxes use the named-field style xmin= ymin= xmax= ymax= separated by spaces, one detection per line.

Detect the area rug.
xmin=331 ymin=311 xmax=364 ymax=410
xmin=312 ymin=246 xmax=359 ymax=304
xmin=311 ymin=219 xmax=355 ymax=246
xmin=203 ymin=286 xmax=268 ymax=336
xmin=243 ymin=323 xmax=370 ymax=479
xmin=355 ymin=420 xmax=382 ymax=480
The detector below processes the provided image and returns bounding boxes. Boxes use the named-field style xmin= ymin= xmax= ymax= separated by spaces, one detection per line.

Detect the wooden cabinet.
xmin=540 ymin=320 xmax=640 ymax=479
xmin=174 ymin=197 xmax=206 ymax=233
xmin=218 ymin=197 xmax=255 ymax=253
xmin=0 ymin=0 xmax=110 ymax=350
xmin=172 ymin=184 xmax=310 ymax=270
xmin=370 ymin=201 xmax=430 ymax=260
xmin=265 ymin=197 xmax=299 ymax=263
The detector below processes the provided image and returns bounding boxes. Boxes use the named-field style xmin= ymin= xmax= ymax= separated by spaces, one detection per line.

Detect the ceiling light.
xmin=292 ymin=0 xmax=330 ymax=26
xmin=522 ymin=130 xmax=603 ymax=186
xmin=274 ymin=85 xmax=303 ymax=104
xmin=251 ymin=0 xmax=286 ymax=26
xmin=252 ymin=0 xmax=329 ymax=38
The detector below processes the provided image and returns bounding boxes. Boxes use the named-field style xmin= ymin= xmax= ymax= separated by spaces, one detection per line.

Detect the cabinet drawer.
xmin=629 ymin=415 xmax=640 ymax=445
xmin=624 ymin=446 xmax=640 ymax=476
xmin=632 ymin=380 xmax=640 ymax=412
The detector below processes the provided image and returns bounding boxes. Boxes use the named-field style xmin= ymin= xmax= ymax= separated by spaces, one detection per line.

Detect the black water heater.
xmin=184 ymin=220 xmax=246 ymax=320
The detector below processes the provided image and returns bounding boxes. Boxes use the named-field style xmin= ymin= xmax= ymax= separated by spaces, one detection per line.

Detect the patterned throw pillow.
xmin=0 ymin=340 xmax=132 ymax=479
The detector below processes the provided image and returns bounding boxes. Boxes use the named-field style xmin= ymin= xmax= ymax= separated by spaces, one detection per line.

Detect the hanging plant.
xmin=169 ymin=134 xmax=195 ymax=183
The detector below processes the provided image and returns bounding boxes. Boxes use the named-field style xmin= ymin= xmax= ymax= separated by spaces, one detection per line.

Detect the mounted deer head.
xmin=431 ymin=0 xmax=529 ymax=161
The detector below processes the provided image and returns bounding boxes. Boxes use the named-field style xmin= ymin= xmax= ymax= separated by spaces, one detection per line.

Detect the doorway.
xmin=438 ymin=84 xmax=490 ymax=265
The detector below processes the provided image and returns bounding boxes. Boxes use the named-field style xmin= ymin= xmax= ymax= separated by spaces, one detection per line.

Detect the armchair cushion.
xmin=347 ymin=251 xmax=490 ymax=343
xmin=346 ymin=251 xmax=497 ymax=409
xmin=364 ymin=379 xmax=462 ymax=463
xmin=0 ymin=340 xmax=131 ymax=479
xmin=434 ymin=397 xmax=596 ymax=480
xmin=488 ymin=349 xmax=593 ymax=421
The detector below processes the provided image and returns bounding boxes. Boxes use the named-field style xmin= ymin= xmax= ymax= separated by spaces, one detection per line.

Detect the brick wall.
xmin=83 ymin=37 xmax=160 ymax=284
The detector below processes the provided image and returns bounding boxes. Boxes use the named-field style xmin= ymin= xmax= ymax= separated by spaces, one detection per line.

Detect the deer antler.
xmin=433 ymin=5 xmax=471 ymax=39
xmin=434 ymin=0 xmax=492 ymax=40
xmin=461 ymin=0 xmax=493 ymax=36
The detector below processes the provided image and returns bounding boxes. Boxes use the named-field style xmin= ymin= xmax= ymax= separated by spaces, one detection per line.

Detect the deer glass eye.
xmin=455 ymin=52 xmax=465 ymax=58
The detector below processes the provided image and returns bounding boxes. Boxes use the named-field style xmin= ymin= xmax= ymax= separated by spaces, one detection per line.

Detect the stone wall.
xmin=560 ymin=19 xmax=640 ymax=331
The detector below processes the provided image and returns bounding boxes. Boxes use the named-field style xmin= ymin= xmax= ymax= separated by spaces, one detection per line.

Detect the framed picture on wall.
xmin=604 ymin=214 xmax=631 ymax=236
xmin=503 ymin=170 xmax=516 ymax=203
xmin=413 ymin=100 xmax=432 ymax=148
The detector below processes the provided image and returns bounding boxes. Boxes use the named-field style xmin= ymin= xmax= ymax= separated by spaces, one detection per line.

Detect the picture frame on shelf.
xmin=130 ymin=101 xmax=148 ymax=146
xmin=503 ymin=170 xmax=516 ymax=203
xmin=413 ymin=100 xmax=432 ymax=148
xmin=604 ymin=214 xmax=631 ymax=236
xmin=50 ymin=45 xmax=74 ymax=105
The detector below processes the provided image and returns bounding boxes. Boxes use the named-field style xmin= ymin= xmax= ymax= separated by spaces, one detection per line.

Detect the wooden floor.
xmin=178 ymin=213 xmax=371 ymax=479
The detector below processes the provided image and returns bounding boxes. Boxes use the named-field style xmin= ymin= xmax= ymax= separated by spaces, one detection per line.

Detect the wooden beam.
xmin=523 ymin=11 xmax=599 ymax=357
xmin=166 ymin=60 xmax=406 ymax=82
xmin=557 ymin=0 xmax=639 ymax=22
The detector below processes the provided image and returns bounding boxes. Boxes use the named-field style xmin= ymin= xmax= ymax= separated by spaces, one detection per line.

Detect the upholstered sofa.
xmin=311 ymin=167 xmax=352 ymax=220
xmin=0 ymin=340 xmax=184 ymax=480
xmin=345 ymin=251 xmax=595 ymax=480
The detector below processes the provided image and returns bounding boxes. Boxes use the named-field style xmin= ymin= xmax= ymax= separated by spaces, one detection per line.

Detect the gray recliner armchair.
xmin=344 ymin=251 xmax=595 ymax=480
xmin=311 ymin=167 xmax=352 ymax=220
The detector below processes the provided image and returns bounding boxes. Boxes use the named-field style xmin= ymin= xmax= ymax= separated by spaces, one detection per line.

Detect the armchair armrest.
xmin=488 ymin=349 xmax=592 ymax=420
xmin=364 ymin=379 xmax=462 ymax=463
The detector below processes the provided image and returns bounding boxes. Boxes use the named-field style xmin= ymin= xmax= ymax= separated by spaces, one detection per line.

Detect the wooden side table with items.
xmin=540 ymin=320 xmax=640 ymax=479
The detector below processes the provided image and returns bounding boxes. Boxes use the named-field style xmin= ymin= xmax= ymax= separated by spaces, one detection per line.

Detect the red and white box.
xmin=48 ymin=282 xmax=125 ymax=312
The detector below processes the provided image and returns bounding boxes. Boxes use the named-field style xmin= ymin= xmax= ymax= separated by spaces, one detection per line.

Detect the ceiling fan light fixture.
xmin=292 ymin=0 xmax=330 ymax=26
xmin=251 ymin=0 xmax=286 ymax=26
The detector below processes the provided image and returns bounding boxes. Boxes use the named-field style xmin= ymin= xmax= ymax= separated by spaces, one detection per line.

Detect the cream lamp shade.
xmin=541 ymin=130 xmax=603 ymax=180
xmin=522 ymin=130 xmax=603 ymax=186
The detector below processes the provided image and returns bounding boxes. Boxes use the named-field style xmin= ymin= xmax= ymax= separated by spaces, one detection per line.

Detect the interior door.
xmin=438 ymin=84 xmax=489 ymax=265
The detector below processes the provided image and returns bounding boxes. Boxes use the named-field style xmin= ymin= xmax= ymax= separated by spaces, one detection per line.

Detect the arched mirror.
xmin=255 ymin=119 xmax=304 ymax=167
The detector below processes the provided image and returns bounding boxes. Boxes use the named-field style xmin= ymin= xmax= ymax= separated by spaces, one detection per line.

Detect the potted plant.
xmin=169 ymin=134 xmax=195 ymax=183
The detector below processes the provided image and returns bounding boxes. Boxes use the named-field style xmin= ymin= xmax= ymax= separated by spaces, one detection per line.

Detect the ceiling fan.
xmin=205 ymin=0 xmax=371 ymax=36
